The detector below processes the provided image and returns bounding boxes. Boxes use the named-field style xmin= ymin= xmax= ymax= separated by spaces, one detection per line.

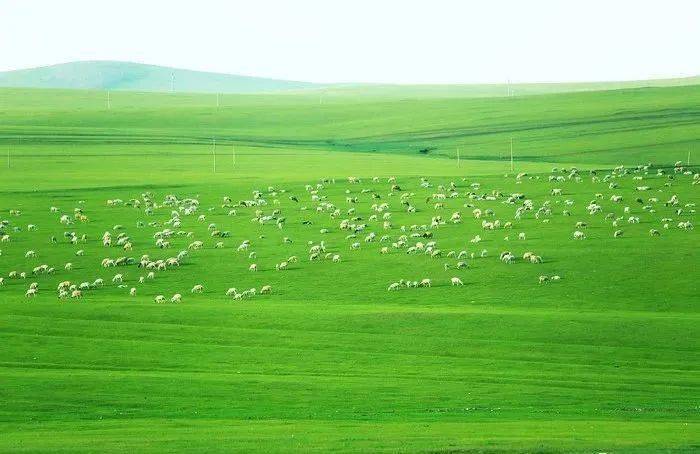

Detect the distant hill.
xmin=312 ymin=77 xmax=700 ymax=99
xmin=0 ymin=61 xmax=697 ymax=97
xmin=0 ymin=61 xmax=320 ymax=93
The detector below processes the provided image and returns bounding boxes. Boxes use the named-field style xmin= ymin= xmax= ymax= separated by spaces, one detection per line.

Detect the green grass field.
xmin=0 ymin=84 xmax=698 ymax=452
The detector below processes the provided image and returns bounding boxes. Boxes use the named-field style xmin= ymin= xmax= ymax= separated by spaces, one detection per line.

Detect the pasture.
xmin=0 ymin=85 xmax=698 ymax=452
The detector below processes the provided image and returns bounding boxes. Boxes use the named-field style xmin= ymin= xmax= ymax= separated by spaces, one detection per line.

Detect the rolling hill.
xmin=0 ymin=61 xmax=698 ymax=97
xmin=0 ymin=61 xmax=320 ymax=93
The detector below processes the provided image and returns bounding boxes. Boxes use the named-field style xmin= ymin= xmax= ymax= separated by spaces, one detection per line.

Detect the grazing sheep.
xmin=249 ymin=264 xmax=258 ymax=272
xmin=573 ymin=231 xmax=586 ymax=240
xmin=419 ymin=278 xmax=432 ymax=288
xmin=275 ymin=261 xmax=288 ymax=271
xmin=112 ymin=274 xmax=124 ymax=284
xmin=25 ymin=288 xmax=37 ymax=298
xmin=614 ymin=229 xmax=623 ymax=238
xmin=332 ymin=254 xmax=341 ymax=263
xmin=260 ymin=285 xmax=272 ymax=294
xmin=171 ymin=293 xmax=182 ymax=303
xmin=678 ymin=221 xmax=693 ymax=230
xmin=538 ymin=275 xmax=549 ymax=284
xmin=154 ymin=295 xmax=166 ymax=303
xmin=129 ymin=287 xmax=136 ymax=296
xmin=387 ymin=282 xmax=400 ymax=291
xmin=226 ymin=287 xmax=238 ymax=296
xmin=450 ymin=277 xmax=464 ymax=286
xmin=191 ymin=284 xmax=204 ymax=293
xmin=188 ymin=241 xmax=204 ymax=250
xmin=147 ymin=271 xmax=155 ymax=280
xmin=649 ymin=229 xmax=660 ymax=236
xmin=518 ymin=232 xmax=526 ymax=240
xmin=71 ymin=290 xmax=82 ymax=298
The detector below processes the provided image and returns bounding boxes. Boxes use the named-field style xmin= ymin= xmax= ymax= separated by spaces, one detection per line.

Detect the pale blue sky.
xmin=1 ymin=0 xmax=698 ymax=84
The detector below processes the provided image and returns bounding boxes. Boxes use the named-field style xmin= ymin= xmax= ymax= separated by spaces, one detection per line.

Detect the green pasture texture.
xmin=1 ymin=83 xmax=699 ymax=166
xmin=0 ymin=85 xmax=698 ymax=452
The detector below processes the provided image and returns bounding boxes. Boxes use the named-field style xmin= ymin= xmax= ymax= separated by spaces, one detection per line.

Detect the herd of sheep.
xmin=0 ymin=161 xmax=697 ymax=303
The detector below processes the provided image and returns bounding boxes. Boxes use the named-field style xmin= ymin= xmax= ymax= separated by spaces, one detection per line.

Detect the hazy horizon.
xmin=2 ymin=0 xmax=699 ymax=85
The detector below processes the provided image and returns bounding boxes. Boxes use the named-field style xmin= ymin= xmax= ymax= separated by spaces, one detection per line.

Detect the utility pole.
xmin=216 ymin=93 xmax=220 ymax=108
xmin=107 ymin=90 xmax=111 ymax=110
xmin=170 ymin=73 xmax=175 ymax=93
xmin=212 ymin=138 xmax=217 ymax=173
xmin=510 ymin=138 xmax=514 ymax=172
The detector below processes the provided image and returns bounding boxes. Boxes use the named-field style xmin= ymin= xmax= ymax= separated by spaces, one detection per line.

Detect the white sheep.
xmin=276 ymin=261 xmax=288 ymax=271
xmin=450 ymin=277 xmax=464 ymax=286
xmin=171 ymin=293 xmax=182 ymax=303
xmin=191 ymin=284 xmax=204 ymax=293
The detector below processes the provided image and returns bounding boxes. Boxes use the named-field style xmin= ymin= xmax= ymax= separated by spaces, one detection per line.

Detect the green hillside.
xmin=1 ymin=61 xmax=698 ymax=97
xmin=1 ymin=83 xmax=699 ymax=165
xmin=0 ymin=61 xmax=319 ymax=93
xmin=316 ymin=76 xmax=700 ymax=98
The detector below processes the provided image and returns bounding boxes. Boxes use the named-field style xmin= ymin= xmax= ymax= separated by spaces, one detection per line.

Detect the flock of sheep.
xmin=0 ymin=161 xmax=697 ymax=303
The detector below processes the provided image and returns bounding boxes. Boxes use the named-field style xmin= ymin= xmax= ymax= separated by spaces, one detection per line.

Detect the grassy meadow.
xmin=0 ymin=84 xmax=698 ymax=452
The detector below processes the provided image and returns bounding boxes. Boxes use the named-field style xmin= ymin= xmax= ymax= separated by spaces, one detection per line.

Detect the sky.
xmin=1 ymin=0 xmax=699 ymax=84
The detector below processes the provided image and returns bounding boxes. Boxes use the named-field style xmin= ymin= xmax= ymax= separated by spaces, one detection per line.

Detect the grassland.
xmin=0 ymin=84 xmax=698 ymax=452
